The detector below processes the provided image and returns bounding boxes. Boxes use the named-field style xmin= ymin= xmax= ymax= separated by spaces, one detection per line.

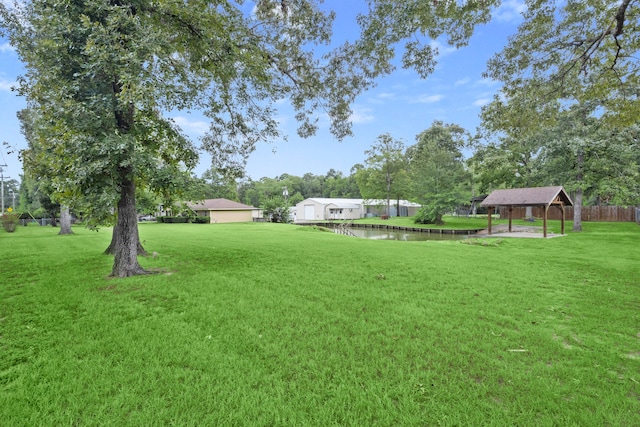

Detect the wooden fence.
xmin=499 ymin=206 xmax=638 ymax=222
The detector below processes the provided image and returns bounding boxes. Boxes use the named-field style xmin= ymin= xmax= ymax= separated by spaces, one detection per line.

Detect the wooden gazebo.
xmin=480 ymin=186 xmax=573 ymax=238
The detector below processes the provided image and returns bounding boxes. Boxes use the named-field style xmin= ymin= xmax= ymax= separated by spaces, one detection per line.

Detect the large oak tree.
xmin=533 ymin=104 xmax=640 ymax=231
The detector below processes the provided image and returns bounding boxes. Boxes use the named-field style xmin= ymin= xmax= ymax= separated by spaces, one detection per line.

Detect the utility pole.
xmin=0 ymin=165 xmax=8 ymax=214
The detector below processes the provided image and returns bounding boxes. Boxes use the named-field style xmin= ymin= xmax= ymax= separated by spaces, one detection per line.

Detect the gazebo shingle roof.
xmin=481 ymin=186 xmax=573 ymax=207
xmin=480 ymin=186 xmax=573 ymax=238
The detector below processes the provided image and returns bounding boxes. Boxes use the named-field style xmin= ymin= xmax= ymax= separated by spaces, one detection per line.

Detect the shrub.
xmin=1 ymin=211 xmax=19 ymax=232
xmin=262 ymin=197 xmax=290 ymax=223
xmin=413 ymin=205 xmax=444 ymax=225
xmin=414 ymin=194 xmax=459 ymax=225
xmin=191 ymin=216 xmax=210 ymax=224
xmin=158 ymin=216 xmax=189 ymax=223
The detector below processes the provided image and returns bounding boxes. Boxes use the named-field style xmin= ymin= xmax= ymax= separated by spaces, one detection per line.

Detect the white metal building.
xmin=295 ymin=198 xmax=421 ymax=222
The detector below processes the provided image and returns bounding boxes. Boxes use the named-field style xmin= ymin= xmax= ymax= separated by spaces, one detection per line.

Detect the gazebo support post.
xmin=543 ymin=205 xmax=549 ymax=238
xmin=508 ymin=207 xmax=513 ymax=233
xmin=487 ymin=206 xmax=493 ymax=235
xmin=559 ymin=204 xmax=565 ymax=234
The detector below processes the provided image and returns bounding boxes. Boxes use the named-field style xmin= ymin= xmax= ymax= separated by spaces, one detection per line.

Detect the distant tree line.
xmin=13 ymin=113 xmax=639 ymax=230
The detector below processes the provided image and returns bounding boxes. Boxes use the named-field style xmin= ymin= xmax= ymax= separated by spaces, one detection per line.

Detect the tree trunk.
xmin=573 ymin=187 xmax=583 ymax=232
xmin=572 ymin=150 xmax=584 ymax=232
xmin=104 ymin=222 xmax=147 ymax=256
xmin=110 ymin=171 xmax=148 ymax=277
xmin=525 ymin=206 xmax=533 ymax=220
xmin=59 ymin=205 xmax=73 ymax=235
xmin=386 ymin=171 xmax=391 ymax=217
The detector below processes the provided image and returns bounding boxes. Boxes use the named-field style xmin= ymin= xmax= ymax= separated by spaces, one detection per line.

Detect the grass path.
xmin=1 ymin=221 xmax=639 ymax=425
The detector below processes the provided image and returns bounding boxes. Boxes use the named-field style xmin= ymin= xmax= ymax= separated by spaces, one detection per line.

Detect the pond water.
xmin=337 ymin=228 xmax=471 ymax=241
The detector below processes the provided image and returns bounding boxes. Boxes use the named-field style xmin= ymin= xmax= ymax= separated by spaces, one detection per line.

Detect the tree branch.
xmin=611 ymin=0 xmax=633 ymax=70
xmin=613 ymin=0 xmax=632 ymax=37
xmin=563 ymin=0 xmax=634 ymax=74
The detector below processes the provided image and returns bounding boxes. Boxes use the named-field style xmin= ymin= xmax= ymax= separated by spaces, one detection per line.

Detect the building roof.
xmin=305 ymin=198 xmax=364 ymax=205
xmin=188 ymin=198 xmax=257 ymax=211
xmin=471 ymin=195 xmax=488 ymax=203
xmin=481 ymin=186 xmax=573 ymax=207
xmin=303 ymin=198 xmax=421 ymax=207
xmin=326 ymin=202 xmax=361 ymax=209
xmin=366 ymin=198 xmax=422 ymax=208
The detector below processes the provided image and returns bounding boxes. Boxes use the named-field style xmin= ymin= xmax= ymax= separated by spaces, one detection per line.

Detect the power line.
xmin=0 ymin=145 xmax=9 ymax=167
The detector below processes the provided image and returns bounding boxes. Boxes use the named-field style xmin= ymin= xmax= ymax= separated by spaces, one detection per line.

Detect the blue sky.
xmin=0 ymin=1 xmax=526 ymax=183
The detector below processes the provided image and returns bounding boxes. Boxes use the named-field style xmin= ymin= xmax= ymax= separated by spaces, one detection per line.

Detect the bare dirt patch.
xmin=476 ymin=224 xmax=543 ymax=235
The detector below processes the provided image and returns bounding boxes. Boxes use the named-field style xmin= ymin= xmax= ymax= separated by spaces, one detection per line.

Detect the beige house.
xmin=188 ymin=198 xmax=258 ymax=223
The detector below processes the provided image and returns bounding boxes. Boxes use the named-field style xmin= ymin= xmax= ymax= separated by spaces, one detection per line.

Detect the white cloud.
xmin=429 ymin=40 xmax=457 ymax=56
xmin=454 ymin=78 xmax=470 ymax=87
xmin=410 ymin=94 xmax=443 ymax=104
xmin=368 ymin=92 xmax=395 ymax=105
xmin=350 ymin=106 xmax=374 ymax=124
xmin=494 ymin=0 xmax=527 ymax=23
xmin=0 ymin=79 xmax=15 ymax=92
xmin=0 ymin=43 xmax=15 ymax=53
xmin=171 ymin=116 xmax=209 ymax=135
xmin=476 ymin=78 xmax=500 ymax=87
xmin=473 ymin=98 xmax=491 ymax=107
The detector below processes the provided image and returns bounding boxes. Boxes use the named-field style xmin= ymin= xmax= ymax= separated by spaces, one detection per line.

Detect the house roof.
xmin=480 ymin=186 xmax=573 ymax=207
xmin=188 ymin=198 xmax=257 ymax=211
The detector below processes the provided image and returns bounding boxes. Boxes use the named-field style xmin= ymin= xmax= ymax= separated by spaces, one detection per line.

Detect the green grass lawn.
xmin=1 ymin=221 xmax=639 ymax=425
